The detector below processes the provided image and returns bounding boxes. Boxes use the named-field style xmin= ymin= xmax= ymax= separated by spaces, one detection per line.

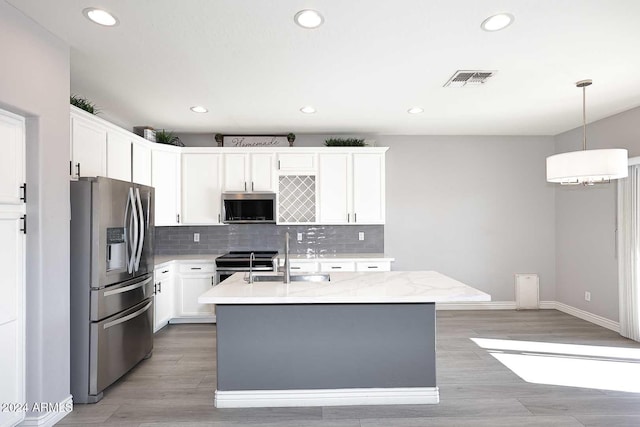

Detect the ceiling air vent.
xmin=444 ymin=70 xmax=497 ymax=88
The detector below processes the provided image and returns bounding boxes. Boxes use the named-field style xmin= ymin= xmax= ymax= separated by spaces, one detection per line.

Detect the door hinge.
xmin=20 ymin=183 xmax=27 ymax=203
xmin=20 ymin=214 xmax=27 ymax=234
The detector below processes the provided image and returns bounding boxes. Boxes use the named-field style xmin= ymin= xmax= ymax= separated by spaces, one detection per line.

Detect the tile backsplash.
xmin=154 ymin=224 xmax=384 ymax=255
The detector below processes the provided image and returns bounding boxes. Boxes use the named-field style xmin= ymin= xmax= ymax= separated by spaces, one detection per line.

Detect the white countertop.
xmin=155 ymin=254 xmax=222 ymax=267
xmin=281 ymin=253 xmax=394 ymax=262
xmin=198 ymin=271 xmax=490 ymax=304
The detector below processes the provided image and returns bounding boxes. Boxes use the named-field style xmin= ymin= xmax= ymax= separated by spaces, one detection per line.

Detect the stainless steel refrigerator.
xmin=70 ymin=177 xmax=155 ymax=403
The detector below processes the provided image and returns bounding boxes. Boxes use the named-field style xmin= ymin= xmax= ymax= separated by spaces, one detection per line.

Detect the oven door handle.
xmin=103 ymin=300 xmax=153 ymax=330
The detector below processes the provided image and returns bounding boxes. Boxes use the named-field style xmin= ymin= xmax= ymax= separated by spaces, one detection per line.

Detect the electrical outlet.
xmin=358 ymin=232 xmax=365 ymax=241
xmin=194 ymin=233 xmax=200 ymax=243
xmin=297 ymin=232 xmax=303 ymax=241
xmin=584 ymin=291 xmax=591 ymax=302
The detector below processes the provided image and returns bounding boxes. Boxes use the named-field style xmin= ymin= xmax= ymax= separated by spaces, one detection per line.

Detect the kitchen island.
xmin=198 ymin=271 xmax=490 ymax=408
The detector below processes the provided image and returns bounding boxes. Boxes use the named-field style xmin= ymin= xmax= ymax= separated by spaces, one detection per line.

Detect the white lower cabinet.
xmin=280 ymin=258 xmax=393 ymax=273
xmin=289 ymin=261 xmax=319 ymax=273
xmin=320 ymin=261 xmax=356 ymax=272
xmin=154 ymin=266 xmax=174 ymax=332
xmin=356 ymin=261 xmax=391 ymax=272
xmin=173 ymin=262 xmax=216 ymax=322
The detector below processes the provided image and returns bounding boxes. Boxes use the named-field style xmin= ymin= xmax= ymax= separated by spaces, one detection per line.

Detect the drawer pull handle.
xmin=191 ymin=267 xmax=202 ymax=270
xmin=331 ymin=266 xmax=341 ymax=269
xmin=161 ymin=270 xmax=169 ymax=273
xmin=367 ymin=266 xmax=378 ymax=269
xmin=291 ymin=267 xmax=301 ymax=270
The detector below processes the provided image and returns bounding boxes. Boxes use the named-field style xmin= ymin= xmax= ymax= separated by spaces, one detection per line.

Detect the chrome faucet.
xmin=284 ymin=232 xmax=291 ymax=284
xmin=248 ymin=252 xmax=255 ymax=284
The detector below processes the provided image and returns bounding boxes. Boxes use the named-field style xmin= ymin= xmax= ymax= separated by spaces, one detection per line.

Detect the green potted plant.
xmin=70 ymin=95 xmax=99 ymax=115
xmin=155 ymin=129 xmax=185 ymax=147
xmin=287 ymin=133 xmax=296 ymax=147
xmin=324 ymin=137 xmax=366 ymax=147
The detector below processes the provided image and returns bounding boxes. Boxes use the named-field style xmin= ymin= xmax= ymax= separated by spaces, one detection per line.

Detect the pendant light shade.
xmin=546 ymin=79 xmax=628 ymax=185
xmin=546 ymin=148 xmax=628 ymax=184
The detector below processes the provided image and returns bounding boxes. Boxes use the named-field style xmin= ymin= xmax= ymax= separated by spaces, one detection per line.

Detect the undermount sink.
xmin=247 ymin=273 xmax=331 ymax=283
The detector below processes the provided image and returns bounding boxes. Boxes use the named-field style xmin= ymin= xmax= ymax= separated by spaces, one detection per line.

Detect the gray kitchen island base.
xmin=215 ymin=303 xmax=438 ymax=408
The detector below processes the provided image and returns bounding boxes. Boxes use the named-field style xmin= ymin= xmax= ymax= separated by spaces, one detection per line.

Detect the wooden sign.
xmin=222 ymin=135 xmax=290 ymax=148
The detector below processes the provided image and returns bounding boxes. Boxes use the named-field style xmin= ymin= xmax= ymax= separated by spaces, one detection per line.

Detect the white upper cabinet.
xmin=152 ymin=148 xmax=180 ymax=226
xmin=0 ymin=111 xmax=25 ymax=205
xmin=318 ymin=151 xmax=385 ymax=225
xmin=223 ymin=153 xmax=248 ymax=191
xmin=223 ymin=152 xmax=275 ymax=192
xmin=318 ymin=153 xmax=351 ymax=224
xmin=132 ymin=140 xmax=152 ymax=186
xmin=70 ymin=110 xmax=107 ymax=178
xmin=181 ymin=153 xmax=223 ymax=224
xmin=106 ymin=131 xmax=132 ymax=182
xmin=352 ymin=153 xmax=385 ymax=224
xmin=277 ymin=153 xmax=316 ymax=173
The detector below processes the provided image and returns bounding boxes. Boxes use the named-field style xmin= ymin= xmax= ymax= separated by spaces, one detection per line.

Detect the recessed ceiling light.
xmin=480 ymin=13 xmax=514 ymax=32
xmin=300 ymin=106 xmax=317 ymax=114
xmin=407 ymin=107 xmax=424 ymax=114
xmin=294 ymin=10 xmax=324 ymax=29
xmin=83 ymin=8 xmax=119 ymax=26
xmin=190 ymin=106 xmax=208 ymax=113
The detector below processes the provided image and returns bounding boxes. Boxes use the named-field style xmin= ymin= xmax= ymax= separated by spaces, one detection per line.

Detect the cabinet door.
xmin=71 ymin=115 xmax=107 ymax=178
xmin=277 ymin=153 xmax=316 ymax=172
xmin=0 ymin=212 xmax=25 ymax=427
xmin=352 ymin=153 xmax=385 ymax=224
xmin=106 ymin=131 xmax=132 ymax=182
xmin=181 ymin=153 xmax=222 ymax=224
xmin=152 ymin=150 xmax=180 ymax=226
xmin=0 ymin=111 xmax=25 ymax=205
xmin=250 ymin=153 xmax=275 ymax=191
xmin=223 ymin=154 xmax=248 ymax=191
xmin=154 ymin=275 xmax=173 ymax=332
xmin=178 ymin=275 xmax=214 ymax=316
xmin=318 ymin=154 xmax=351 ymax=224
xmin=132 ymin=141 xmax=152 ymax=186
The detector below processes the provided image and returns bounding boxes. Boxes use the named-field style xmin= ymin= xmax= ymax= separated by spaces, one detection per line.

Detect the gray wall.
xmin=380 ymin=135 xmax=557 ymax=302
xmin=0 ymin=0 xmax=71 ymax=415
xmin=555 ymin=106 xmax=640 ymax=322
xmin=155 ymin=224 xmax=383 ymax=255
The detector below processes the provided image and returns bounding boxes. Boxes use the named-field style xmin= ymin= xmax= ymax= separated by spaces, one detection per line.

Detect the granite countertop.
xmin=198 ymin=271 xmax=490 ymax=305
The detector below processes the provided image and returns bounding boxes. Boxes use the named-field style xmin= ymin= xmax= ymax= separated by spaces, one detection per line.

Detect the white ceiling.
xmin=7 ymin=0 xmax=640 ymax=135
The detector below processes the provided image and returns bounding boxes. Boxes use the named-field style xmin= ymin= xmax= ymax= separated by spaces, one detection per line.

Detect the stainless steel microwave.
xmin=222 ymin=192 xmax=276 ymax=224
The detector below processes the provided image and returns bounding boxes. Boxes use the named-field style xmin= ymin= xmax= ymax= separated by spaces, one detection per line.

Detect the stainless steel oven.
xmin=215 ymin=251 xmax=278 ymax=284
xmin=222 ymin=192 xmax=276 ymax=224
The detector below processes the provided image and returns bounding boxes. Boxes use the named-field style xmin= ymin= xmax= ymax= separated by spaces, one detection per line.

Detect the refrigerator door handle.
xmin=102 ymin=300 xmax=153 ymax=330
xmin=123 ymin=187 xmax=132 ymax=273
xmin=134 ymin=188 xmax=145 ymax=272
xmin=127 ymin=188 xmax=138 ymax=274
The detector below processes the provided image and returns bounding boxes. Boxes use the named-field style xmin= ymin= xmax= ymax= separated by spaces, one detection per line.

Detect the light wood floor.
xmin=58 ymin=310 xmax=640 ymax=426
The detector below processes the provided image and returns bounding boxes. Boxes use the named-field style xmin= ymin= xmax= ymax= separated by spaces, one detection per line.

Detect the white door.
xmin=71 ymin=115 xmax=107 ymax=178
xmin=106 ymin=131 xmax=132 ymax=182
xmin=0 ymin=109 xmax=25 ymax=427
xmin=0 ymin=112 xmax=25 ymax=205
xmin=223 ymin=153 xmax=248 ymax=191
xmin=318 ymin=154 xmax=351 ymax=224
xmin=178 ymin=275 xmax=214 ymax=316
xmin=250 ymin=153 xmax=275 ymax=191
xmin=154 ymin=275 xmax=173 ymax=332
xmin=132 ymin=140 xmax=152 ymax=186
xmin=352 ymin=153 xmax=385 ymax=224
xmin=181 ymin=153 xmax=222 ymax=224
xmin=152 ymin=149 xmax=180 ymax=225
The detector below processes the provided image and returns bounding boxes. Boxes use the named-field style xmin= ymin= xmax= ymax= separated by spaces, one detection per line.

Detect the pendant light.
xmin=546 ymin=80 xmax=628 ymax=185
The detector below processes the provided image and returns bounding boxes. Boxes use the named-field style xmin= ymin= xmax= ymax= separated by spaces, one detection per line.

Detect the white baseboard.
xmin=169 ymin=316 xmax=216 ymax=324
xmin=436 ymin=300 xmax=620 ymax=332
xmin=546 ymin=301 xmax=620 ymax=332
xmin=436 ymin=301 xmax=517 ymax=310
xmin=19 ymin=395 xmax=72 ymax=427
xmin=215 ymin=387 xmax=439 ymax=408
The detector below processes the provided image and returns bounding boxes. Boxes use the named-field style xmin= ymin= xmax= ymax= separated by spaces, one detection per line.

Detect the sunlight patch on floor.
xmin=471 ymin=338 xmax=640 ymax=393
